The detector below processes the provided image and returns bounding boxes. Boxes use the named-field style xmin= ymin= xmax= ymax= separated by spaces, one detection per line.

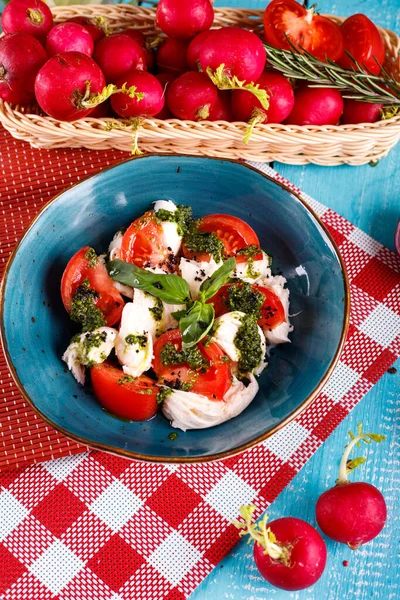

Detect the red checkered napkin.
xmin=0 ymin=155 xmax=399 ymax=599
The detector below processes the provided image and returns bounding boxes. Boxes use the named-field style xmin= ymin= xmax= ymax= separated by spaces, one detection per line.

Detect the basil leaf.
xmin=107 ymin=260 xmax=191 ymax=305
xmin=180 ymin=301 xmax=215 ymax=349
xmin=199 ymin=257 xmax=236 ymax=302
xmin=171 ymin=308 xmax=189 ymax=321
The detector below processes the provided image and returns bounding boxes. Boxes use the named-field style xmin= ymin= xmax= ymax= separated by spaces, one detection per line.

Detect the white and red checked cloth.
xmin=0 ymin=131 xmax=399 ymax=599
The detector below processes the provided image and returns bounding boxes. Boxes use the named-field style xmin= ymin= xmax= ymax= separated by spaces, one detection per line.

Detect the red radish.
xmin=46 ymin=23 xmax=94 ymax=58
xmin=123 ymin=29 xmax=155 ymax=71
xmin=111 ymin=70 xmax=164 ymax=118
xmin=199 ymin=27 xmax=266 ymax=84
xmin=156 ymin=0 xmax=214 ymax=40
xmin=235 ymin=507 xmax=327 ymax=591
xmin=89 ymin=101 xmax=112 ymax=118
xmin=0 ymin=33 xmax=47 ymax=105
xmin=232 ymin=71 xmax=294 ymax=124
xmin=35 ymin=52 xmax=110 ymax=121
xmin=156 ymin=38 xmax=189 ymax=75
xmin=342 ymin=99 xmax=382 ymax=124
xmin=285 ymin=85 xmax=343 ymax=126
xmin=167 ymin=71 xmax=217 ymax=120
xmin=94 ymin=33 xmax=146 ymax=83
xmin=68 ymin=16 xmax=107 ymax=44
xmin=316 ymin=424 xmax=387 ymax=550
xmin=1 ymin=0 xmax=53 ymax=43
xmin=208 ymin=91 xmax=233 ymax=121
xmin=155 ymin=73 xmax=175 ymax=119
xmin=186 ymin=30 xmax=213 ymax=70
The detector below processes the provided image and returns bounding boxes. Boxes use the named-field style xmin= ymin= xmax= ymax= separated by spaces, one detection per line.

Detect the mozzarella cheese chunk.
xmin=257 ymin=275 xmax=293 ymax=345
xmin=212 ymin=311 xmax=267 ymax=376
xmin=131 ymin=289 xmax=184 ymax=341
xmin=115 ymin=303 xmax=153 ymax=377
xmin=233 ymin=251 xmax=272 ymax=283
xmin=154 ymin=200 xmax=182 ymax=256
xmin=108 ymin=231 xmax=123 ymax=262
xmin=62 ymin=327 xmax=117 ymax=385
xmin=162 ymin=374 xmax=259 ymax=431
xmin=179 ymin=257 xmax=223 ymax=300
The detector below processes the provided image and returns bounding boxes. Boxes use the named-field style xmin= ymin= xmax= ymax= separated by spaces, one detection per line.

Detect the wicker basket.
xmin=1 ymin=4 xmax=400 ymax=166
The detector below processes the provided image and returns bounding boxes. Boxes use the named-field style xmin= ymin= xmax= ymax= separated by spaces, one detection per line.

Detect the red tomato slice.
xmin=61 ymin=246 xmax=124 ymax=327
xmin=338 ymin=14 xmax=385 ymax=75
xmin=182 ymin=214 xmax=261 ymax=264
xmin=120 ymin=211 xmax=173 ymax=271
xmin=264 ymin=0 xmax=344 ymax=62
xmin=91 ymin=363 xmax=159 ymax=421
xmin=153 ymin=329 xmax=232 ymax=400
xmin=209 ymin=283 xmax=286 ymax=332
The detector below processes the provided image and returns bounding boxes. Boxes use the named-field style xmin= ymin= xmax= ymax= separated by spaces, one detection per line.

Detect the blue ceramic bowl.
xmin=0 ymin=156 xmax=349 ymax=463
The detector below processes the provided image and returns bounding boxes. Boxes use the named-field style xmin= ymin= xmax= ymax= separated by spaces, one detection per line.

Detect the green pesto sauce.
xmin=183 ymin=225 xmax=224 ymax=263
xmin=234 ymin=314 xmax=263 ymax=374
xmin=227 ymin=283 xmax=264 ymax=318
xmin=125 ymin=334 xmax=148 ymax=347
xmin=139 ymin=388 xmax=154 ymax=395
xmin=80 ymin=330 xmax=107 ymax=365
xmin=85 ymin=247 xmax=98 ymax=268
xmin=156 ymin=205 xmax=193 ymax=237
xmin=168 ymin=432 xmax=178 ymax=440
xmin=156 ymin=387 xmax=172 ymax=405
xmin=70 ymin=279 xmax=106 ymax=332
xmin=149 ymin=296 xmax=163 ymax=322
xmin=160 ymin=342 xmax=206 ymax=370
xmin=237 ymin=244 xmax=261 ymax=259
xmin=118 ymin=375 xmax=135 ymax=385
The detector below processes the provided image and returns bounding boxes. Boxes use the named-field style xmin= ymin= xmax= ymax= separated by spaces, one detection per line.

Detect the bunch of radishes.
xmin=235 ymin=424 xmax=386 ymax=591
xmin=0 ymin=0 xmax=388 ymax=127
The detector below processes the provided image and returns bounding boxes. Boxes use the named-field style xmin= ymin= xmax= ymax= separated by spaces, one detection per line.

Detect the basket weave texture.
xmin=1 ymin=4 xmax=400 ymax=166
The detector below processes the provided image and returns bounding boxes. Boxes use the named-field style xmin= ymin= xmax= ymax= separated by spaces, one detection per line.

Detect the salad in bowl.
xmin=61 ymin=200 xmax=292 ymax=431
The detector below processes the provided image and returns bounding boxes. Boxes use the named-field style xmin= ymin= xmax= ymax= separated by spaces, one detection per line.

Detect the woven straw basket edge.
xmin=1 ymin=4 xmax=399 ymax=166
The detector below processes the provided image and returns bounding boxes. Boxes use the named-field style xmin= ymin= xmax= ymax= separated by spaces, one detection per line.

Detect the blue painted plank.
xmin=192 ymin=0 xmax=400 ymax=599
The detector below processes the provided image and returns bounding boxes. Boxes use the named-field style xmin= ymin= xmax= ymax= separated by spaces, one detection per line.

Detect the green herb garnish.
xmin=148 ymin=296 xmax=163 ymax=322
xmin=85 ymin=247 xmax=98 ymax=268
xmin=160 ymin=342 xmax=207 ymax=370
xmin=183 ymin=221 xmax=225 ymax=263
xmin=156 ymin=205 xmax=193 ymax=237
xmin=70 ymin=279 xmax=107 ymax=332
xmin=118 ymin=375 xmax=135 ymax=385
xmin=226 ymin=282 xmax=264 ymax=318
xmin=234 ymin=314 xmax=263 ymax=374
xmin=125 ymin=334 xmax=147 ymax=347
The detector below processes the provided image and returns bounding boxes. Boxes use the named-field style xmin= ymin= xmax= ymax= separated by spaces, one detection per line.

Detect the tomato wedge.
xmin=338 ymin=14 xmax=385 ymax=75
xmin=61 ymin=246 xmax=124 ymax=327
xmin=182 ymin=214 xmax=261 ymax=263
xmin=91 ymin=362 xmax=159 ymax=421
xmin=264 ymin=0 xmax=344 ymax=62
xmin=120 ymin=211 xmax=173 ymax=271
xmin=209 ymin=282 xmax=286 ymax=332
xmin=153 ymin=329 xmax=232 ymax=400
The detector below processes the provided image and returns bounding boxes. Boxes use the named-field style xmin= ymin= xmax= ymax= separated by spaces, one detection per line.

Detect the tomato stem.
xmin=337 ymin=423 xmax=386 ymax=485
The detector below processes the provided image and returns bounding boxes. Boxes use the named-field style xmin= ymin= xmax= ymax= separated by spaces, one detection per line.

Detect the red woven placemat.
xmin=0 ymin=129 xmax=399 ymax=600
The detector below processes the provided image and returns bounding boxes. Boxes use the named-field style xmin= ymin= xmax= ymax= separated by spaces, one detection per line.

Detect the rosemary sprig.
xmin=264 ymin=43 xmax=400 ymax=106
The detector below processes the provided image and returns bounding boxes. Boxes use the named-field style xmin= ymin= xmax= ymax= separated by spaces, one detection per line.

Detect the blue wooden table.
xmin=190 ymin=1 xmax=400 ymax=598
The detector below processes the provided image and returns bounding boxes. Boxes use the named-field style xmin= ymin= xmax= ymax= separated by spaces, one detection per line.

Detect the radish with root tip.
xmin=316 ymin=423 xmax=387 ymax=549
xmin=123 ymin=29 xmax=155 ymax=71
xmin=35 ymin=52 xmax=142 ymax=121
xmin=199 ymin=27 xmax=268 ymax=108
xmin=46 ymin=23 xmax=94 ymax=58
xmin=156 ymin=38 xmax=189 ymax=76
xmin=156 ymin=0 xmax=214 ymax=40
xmin=94 ymin=33 xmax=146 ymax=83
xmin=68 ymin=16 xmax=108 ymax=44
xmin=208 ymin=90 xmax=233 ymax=121
xmin=186 ymin=30 xmax=213 ymax=71
xmin=342 ymin=99 xmax=383 ymax=124
xmin=167 ymin=71 xmax=218 ymax=120
xmin=234 ymin=506 xmax=327 ymax=591
xmin=232 ymin=71 xmax=294 ymax=142
xmin=0 ymin=33 xmax=47 ymax=105
xmin=111 ymin=70 xmax=163 ymax=118
xmin=1 ymin=0 xmax=53 ymax=43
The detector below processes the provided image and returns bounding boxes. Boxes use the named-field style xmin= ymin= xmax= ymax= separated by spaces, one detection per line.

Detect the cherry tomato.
xmin=182 ymin=214 xmax=261 ymax=263
xmin=264 ymin=0 xmax=344 ymax=62
xmin=153 ymin=329 xmax=232 ymax=400
xmin=61 ymin=246 xmax=124 ymax=327
xmin=338 ymin=14 xmax=385 ymax=75
xmin=208 ymin=283 xmax=286 ymax=332
xmin=120 ymin=211 xmax=172 ymax=271
xmin=91 ymin=362 xmax=159 ymax=421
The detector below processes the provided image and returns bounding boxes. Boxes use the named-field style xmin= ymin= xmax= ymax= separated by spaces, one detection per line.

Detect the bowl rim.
xmin=0 ymin=154 xmax=350 ymax=464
